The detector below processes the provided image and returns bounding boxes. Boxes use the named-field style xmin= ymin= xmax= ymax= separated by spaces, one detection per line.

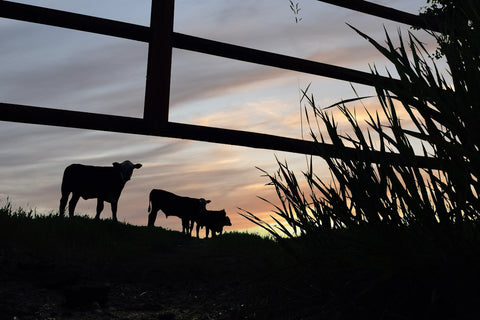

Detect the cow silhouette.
xmin=59 ymin=160 xmax=142 ymax=221
xmin=195 ymin=209 xmax=232 ymax=238
xmin=148 ymin=189 xmax=210 ymax=235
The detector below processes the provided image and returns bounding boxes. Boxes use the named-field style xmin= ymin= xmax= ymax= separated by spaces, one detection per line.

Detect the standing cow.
xmin=147 ymin=189 xmax=210 ymax=235
xmin=195 ymin=209 xmax=232 ymax=238
xmin=59 ymin=160 xmax=142 ymax=221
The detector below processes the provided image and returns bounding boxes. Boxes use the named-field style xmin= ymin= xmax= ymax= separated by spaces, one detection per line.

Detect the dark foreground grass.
xmin=2 ymin=205 xmax=480 ymax=319
xmin=0 ymin=206 xmax=299 ymax=320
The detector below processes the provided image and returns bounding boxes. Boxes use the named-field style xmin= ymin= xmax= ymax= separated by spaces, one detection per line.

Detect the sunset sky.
xmin=0 ymin=0 xmax=436 ymax=234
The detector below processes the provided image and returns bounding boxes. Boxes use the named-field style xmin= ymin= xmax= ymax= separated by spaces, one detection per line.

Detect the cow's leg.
xmin=206 ymin=228 xmax=210 ymax=238
xmin=59 ymin=192 xmax=70 ymax=217
xmin=196 ymin=223 xmax=201 ymax=238
xmin=190 ymin=220 xmax=195 ymax=237
xmin=181 ymin=218 xmax=188 ymax=235
xmin=110 ymin=201 xmax=118 ymax=222
xmin=95 ymin=199 xmax=104 ymax=220
xmin=68 ymin=193 xmax=80 ymax=218
xmin=148 ymin=208 xmax=158 ymax=227
xmin=188 ymin=219 xmax=194 ymax=236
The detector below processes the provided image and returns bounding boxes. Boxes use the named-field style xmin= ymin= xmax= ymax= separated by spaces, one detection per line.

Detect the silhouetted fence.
xmin=0 ymin=0 xmax=442 ymax=168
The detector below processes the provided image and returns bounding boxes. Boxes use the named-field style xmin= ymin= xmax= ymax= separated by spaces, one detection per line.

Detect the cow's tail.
xmin=147 ymin=190 xmax=153 ymax=213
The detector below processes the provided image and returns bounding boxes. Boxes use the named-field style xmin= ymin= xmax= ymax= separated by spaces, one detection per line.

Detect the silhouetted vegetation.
xmin=0 ymin=200 xmax=308 ymax=319
xmin=242 ymin=0 xmax=480 ymax=318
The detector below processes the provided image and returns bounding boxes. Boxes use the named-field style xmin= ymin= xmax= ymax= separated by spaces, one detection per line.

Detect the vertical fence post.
xmin=143 ymin=0 xmax=174 ymax=128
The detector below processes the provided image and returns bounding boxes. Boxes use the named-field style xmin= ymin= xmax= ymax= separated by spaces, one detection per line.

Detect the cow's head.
xmin=113 ymin=160 xmax=142 ymax=182
xmin=217 ymin=210 xmax=231 ymax=226
xmin=199 ymin=198 xmax=211 ymax=205
xmin=198 ymin=198 xmax=211 ymax=214
xmin=223 ymin=216 xmax=232 ymax=227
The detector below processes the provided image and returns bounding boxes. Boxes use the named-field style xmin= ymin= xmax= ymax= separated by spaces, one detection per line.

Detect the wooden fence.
xmin=0 ymin=0 xmax=441 ymax=168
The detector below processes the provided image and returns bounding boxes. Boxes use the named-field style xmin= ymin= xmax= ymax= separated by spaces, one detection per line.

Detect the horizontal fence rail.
xmin=172 ymin=33 xmax=400 ymax=89
xmin=0 ymin=1 xmax=150 ymax=42
xmin=0 ymin=102 xmax=442 ymax=169
xmin=316 ymin=0 xmax=442 ymax=32
xmin=0 ymin=0 xmax=443 ymax=169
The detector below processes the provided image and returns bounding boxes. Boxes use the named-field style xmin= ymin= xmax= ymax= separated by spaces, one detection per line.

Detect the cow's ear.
xmin=206 ymin=200 xmax=211 ymax=204
xmin=113 ymin=162 xmax=120 ymax=167
xmin=134 ymin=163 xmax=142 ymax=169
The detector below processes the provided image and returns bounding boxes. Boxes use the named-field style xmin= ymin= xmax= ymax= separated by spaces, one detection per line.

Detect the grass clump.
xmin=241 ymin=1 xmax=480 ymax=318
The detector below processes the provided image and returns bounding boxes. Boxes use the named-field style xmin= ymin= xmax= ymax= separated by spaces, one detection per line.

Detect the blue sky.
xmin=0 ymin=0 xmax=436 ymax=233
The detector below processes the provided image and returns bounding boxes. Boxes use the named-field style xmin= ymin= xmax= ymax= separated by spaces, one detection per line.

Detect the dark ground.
xmin=3 ymin=216 xmax=480 ymax=320
xmin=0 ymin=231 xmax=300 ymax=320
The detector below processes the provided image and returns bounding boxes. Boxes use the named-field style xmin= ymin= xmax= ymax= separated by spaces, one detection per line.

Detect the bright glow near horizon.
xmin=0 ymin=0 xmax=436 ymax=233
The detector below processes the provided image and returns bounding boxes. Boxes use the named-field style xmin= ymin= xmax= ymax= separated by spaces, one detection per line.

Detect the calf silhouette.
xmin=195 ymin=209 xmax=232 ymax=238
xmin=148 ymin=189 xmax=210 ymax=235
xmin=59 ymin=160 xmax=142 ymax=221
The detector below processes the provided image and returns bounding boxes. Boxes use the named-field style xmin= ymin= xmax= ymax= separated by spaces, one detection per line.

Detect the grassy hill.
xmin=2 ymin=203 xmax=480 ymax=319
xmin=0 ymin=205 xmax=299 ymax=319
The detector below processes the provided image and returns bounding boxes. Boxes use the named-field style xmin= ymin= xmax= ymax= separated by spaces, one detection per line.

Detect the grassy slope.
xmin=0 ymin=212 xmax=301 ymax=319
xmin=2 ymin=211 xmax=480 ymax=319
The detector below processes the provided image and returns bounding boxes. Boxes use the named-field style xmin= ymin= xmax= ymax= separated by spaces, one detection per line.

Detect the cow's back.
xmin=149 ymin=189 xmax=206 ymax=218
xmin=150 ymin=189 xmax=178 ymax=202
xmin=62 ymin=164 xmax=125 ymax=200
xmin=201 ymin=210 xmax=231 ymax=232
